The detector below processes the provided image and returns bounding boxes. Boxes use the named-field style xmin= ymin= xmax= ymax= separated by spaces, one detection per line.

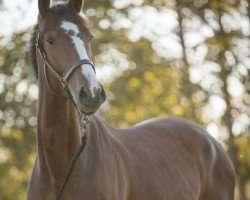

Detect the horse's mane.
xmin=29 ymin=3 xmax=91 ymax=79
xmin=30 ymin=24 xmax=39 ymax=79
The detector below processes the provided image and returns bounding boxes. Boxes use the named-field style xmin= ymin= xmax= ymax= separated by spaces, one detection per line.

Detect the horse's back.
xmin=112 ymin=117 xmax=235 ymax=200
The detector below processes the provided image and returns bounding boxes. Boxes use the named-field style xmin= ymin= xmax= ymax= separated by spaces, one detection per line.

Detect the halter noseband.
xmin=35 ymin=27 xmax=93 ymax=200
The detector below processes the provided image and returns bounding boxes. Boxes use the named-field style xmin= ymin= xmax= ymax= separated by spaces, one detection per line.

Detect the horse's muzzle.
xmin=77 ymin=84 xmax=106 ymax=115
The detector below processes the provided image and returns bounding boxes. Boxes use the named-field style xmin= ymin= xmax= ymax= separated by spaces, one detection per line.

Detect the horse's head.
xmin=36 ymin=0 xmax=106 ymax=115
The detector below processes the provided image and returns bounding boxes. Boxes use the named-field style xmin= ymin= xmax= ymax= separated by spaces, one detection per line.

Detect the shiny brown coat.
xmin=27 ymin=1 xmax=235 ymax=199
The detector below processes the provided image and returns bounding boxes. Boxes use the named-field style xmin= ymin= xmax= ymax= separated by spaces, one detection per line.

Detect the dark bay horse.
xmin=27 ymin=0 xmax=235 ymax=199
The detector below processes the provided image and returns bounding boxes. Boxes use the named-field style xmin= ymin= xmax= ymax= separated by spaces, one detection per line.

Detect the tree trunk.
xmin=175 ymin=0 xmax=199 ymax=121
xmin=238 ymin=178 xmax=247 ymax=200
xmin=217 ymin=3 xmax=238 ymax=168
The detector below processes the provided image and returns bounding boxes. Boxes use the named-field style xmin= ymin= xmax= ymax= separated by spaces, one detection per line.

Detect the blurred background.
xmin=0 ymin=0 xmax=249 ymax=199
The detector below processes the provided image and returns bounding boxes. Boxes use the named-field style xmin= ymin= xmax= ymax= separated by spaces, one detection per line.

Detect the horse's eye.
xmin=46 ymin=37 xmax=55 ymax=46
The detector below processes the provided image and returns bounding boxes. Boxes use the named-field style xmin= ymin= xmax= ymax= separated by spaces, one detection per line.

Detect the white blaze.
xmin=60 ymin=21 xmax=99 ymax=97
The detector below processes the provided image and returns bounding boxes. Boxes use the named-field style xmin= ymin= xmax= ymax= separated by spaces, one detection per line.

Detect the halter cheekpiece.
xmin=35 ymin=27 xmax=92 ymax=200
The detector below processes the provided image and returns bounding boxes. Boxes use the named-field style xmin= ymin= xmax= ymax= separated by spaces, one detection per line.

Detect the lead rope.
xmin=55 ymin=114 xmax=89 ymax=200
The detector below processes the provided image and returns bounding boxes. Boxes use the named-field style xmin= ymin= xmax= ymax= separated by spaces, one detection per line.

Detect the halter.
xmin=35 ymin=28 xmax=92 ymax=200
xmin=35 ymin=29 xmax=96 ymax=99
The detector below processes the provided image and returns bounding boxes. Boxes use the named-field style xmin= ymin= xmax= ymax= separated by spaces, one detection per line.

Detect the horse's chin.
xmin=77 ymin=104 xmax=100 ymax=116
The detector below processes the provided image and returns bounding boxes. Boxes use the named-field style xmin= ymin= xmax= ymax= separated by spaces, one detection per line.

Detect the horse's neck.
xmin=36 ymin=81 xmax=81 ymax=182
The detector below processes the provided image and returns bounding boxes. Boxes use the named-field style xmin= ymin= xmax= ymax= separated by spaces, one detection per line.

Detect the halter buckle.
xmin=62 ymin=78 xmax=68 ymax=88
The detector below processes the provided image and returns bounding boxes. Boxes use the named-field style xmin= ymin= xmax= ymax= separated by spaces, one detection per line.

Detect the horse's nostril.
xmin=79 ymin=85 xmax=106 ymax=109
xmin=79 ymin=87 xmax=88 ymax=101
xmin=100 ymin=86 xmax=106 ymax=102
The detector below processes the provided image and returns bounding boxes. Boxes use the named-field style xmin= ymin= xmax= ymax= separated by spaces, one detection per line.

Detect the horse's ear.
xmin=68 ymin=0 xmax=83 ymax=13
xmin=38 ymin=0 xmax=50 ymax=18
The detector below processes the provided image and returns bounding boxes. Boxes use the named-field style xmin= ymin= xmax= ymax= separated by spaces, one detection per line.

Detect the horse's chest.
xmin=29 ymin=183 xmax=110 ymax=200
xmin=60 ymin=187 xmax=110 ymax=200
xmin=27 ymin=173 xmax=110 ymax=200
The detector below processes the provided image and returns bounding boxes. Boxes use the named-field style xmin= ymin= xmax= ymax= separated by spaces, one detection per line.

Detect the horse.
xmin=27 ymin=0 xmax=235 ymax=199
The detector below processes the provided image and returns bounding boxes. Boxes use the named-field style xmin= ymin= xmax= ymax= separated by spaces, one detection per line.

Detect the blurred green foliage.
xmin=0 ymin=31 xmax=36 ymax=199
xmin=0 ymin=0 xmax=249 ymax=199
